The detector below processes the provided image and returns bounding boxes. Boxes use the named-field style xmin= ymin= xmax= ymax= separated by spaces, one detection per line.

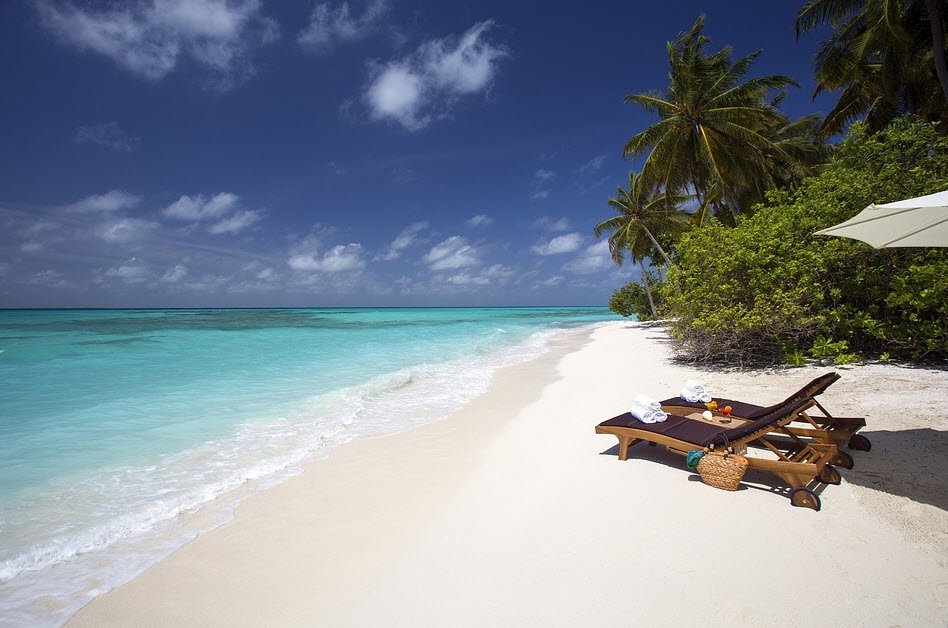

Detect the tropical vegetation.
xmin=601 ymin=8 xmax=948 ymax=365
xmin=661 ymin=118 xmax=948 ymax=364
xmin=594 ymin=171 xmax=686 ymax=317
xmin=796 ymin=0 xmax=948 ymax=138
xmin=622 ymin=15 xmax=826 ymax=226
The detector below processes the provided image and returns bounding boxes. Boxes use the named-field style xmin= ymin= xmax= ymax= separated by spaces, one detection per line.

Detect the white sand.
xmin=67 ymin=322 xmax=948 ymax=627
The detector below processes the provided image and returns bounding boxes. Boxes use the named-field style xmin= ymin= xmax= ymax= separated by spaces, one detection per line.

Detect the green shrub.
xmin=661 ymin=117 xmax=948 ymax=364
xmin=609 ymin=272 xmax=663 ymax=320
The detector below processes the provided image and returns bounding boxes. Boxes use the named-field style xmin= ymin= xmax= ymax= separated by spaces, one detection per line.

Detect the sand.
xmin=66 ymin=321 xmax=948 ymax=627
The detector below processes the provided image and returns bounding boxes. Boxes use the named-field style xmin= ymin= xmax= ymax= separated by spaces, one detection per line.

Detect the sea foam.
xmin=0 ymin=308 xmax=615 ymax=627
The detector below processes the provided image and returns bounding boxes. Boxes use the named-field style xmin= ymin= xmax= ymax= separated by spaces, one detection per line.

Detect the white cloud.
xmin=530 ymin=232 xmax=584 ymax=256
xmin=65 ymin=190 xmax=142 ymax=213
xmin=20 ymin=242 xmax=44 ymax=254
xmin=160 ymin=264 xmax=188 ymax=282
xmin=28 ymin=269 xmax=68 ymax=288
xmin=562 ymin=240 xmax=613 ymax=274
xmin=0 ymin=263 xmax=10 ymax=276
xmin=423 ymin=235 xmax=478 ymax=270
xmin=422 ymin=21 xmax=502 ymax=94
xmin=381 ymin=220 xmax=428 ymax=260
xmin=577 ymin=154 xmax=606 ymax=174
xmin=538 ymin=276 xmax=564 ymax=287
xmin=366 ymin=62 xmax=428 ymax=130
xmin=95 ymin=217 xmax=158 ymax=243
xmin=364 ymin=20 xmax=506 ymax=131
xmin=256 ymin=267 xmax=275 ymax=280
xmin=298 ymin=0 xmax=387 ymax=51
xmin=207 ymin=209 xmax=263 ymax=235
xmin=163 ymin=192 xmax=239 ymax=221
xmin=444 ymin=264 xmax=512 ymax=286
xmin=535 ymin=169 xmax=555 ymax=182
xmin=104 ymin=259 xmax=149 ymax=283
xmin=465 ymin=214 xmax=493 ymax=228
xmin=530 ymin=190 xmax=550 ymax=201
xmin=36 ymin=0 xmax=279 ymax=87
xmin=328 ymin=160 xmax=346 ymax=175
xmin=531 ymin=216 xmax=570 ymax=232
xmin=75 ymin=121 xmax=139 ymax=152
xmin=288 ymin=243 xmax=365 ymax=272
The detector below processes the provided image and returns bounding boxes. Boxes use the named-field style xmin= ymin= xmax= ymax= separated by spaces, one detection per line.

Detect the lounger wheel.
xmin=818 ymin=464 xmax=842 ymax=486
xmin=848 ymin=434 xmax=871 ymax=451
xmin=789 ymin=488 xmax=822 ymax=511
xmin=831 ymin=451 xmax=855 ymax=470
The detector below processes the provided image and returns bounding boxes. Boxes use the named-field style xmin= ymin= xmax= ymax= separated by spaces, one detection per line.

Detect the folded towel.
xmin=633 ymin=393 xmax=662 ymax=413
xmin=631 ymin=404 xmax=668 ymax=423
xmin=679 ymin=387 xmax=701 ymax=403
xmin=679 ymin=387 xmax=712 ymax=404
xmin=684 ymin=379 xmax=707 ymax=395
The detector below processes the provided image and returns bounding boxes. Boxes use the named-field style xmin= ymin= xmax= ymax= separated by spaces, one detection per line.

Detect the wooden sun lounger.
xmin=596 ymin=397 xmax=840 ymax=510
xmin=659 ymin=372 xmax=870 ymax=457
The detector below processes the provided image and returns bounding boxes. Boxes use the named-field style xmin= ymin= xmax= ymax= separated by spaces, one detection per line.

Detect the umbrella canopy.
xmin=814 ymin=190 xmax=948 ymax=248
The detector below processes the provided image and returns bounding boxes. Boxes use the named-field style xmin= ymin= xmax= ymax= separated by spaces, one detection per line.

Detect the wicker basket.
xmin=697 ymin=450 xmax=748 ymax=491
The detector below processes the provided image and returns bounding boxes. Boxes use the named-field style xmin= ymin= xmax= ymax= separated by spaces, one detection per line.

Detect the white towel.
xmin=683 ymin=380 xmax=712 ymax=403
xmin=633 ymin=394 xmax=661 ymax=413
xmin=631 ymin=404 xmax=668 ymax=423
xmin=679 ymin=387 xmax=711 ymax=404
xmin=684 ymin=379 xmax=706 ymax=395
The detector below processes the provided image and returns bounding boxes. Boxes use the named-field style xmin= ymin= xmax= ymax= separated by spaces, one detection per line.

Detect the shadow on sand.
xmin=837 ymin=428 xmax=948 ymax=512
xmin=601 ymin=427 xmax=948 ymax=511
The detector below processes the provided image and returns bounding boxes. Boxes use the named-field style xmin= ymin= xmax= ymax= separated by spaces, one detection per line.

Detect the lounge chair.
xmin=659 ymin=372 xmax=870 ymax=458
xmin=596 ymin=397 xmax=840 ymax=510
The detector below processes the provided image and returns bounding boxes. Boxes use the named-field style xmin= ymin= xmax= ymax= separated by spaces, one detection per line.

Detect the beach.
xmin=59 ymin=320 xmax=948 ymax=626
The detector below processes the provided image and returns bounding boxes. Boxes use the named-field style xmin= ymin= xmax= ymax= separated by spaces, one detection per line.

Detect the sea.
xmin=0 ymin=307 xmax=619 ymax=626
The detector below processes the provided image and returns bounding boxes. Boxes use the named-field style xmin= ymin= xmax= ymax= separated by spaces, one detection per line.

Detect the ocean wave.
xmin=0 ymin=323 xmax=580 ymax=628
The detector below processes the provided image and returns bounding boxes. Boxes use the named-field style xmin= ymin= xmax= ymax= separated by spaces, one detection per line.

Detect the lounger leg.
xmin=617 ymin=436 xmax=643 ymax=461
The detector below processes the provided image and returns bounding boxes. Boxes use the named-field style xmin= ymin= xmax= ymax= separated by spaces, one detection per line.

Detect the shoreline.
xmin=66 ymin=322 xmax=948 ymax=626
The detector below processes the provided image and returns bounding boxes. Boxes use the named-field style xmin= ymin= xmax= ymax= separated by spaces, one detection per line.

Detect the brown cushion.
xmin=598 ymin=413 xmax=727 ymax=447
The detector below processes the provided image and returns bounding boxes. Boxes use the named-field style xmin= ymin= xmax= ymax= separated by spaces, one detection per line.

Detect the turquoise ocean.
xmin=0 ymin=307 xmax=618 ymax=626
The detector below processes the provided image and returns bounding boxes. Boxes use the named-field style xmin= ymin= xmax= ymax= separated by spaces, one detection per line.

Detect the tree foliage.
xmin=623 ymin=15 xmax=824 ymax=223
xmin=660 ymin=117 xmax=948 ymax=365
xmin=796 ymin=0 xmax=948 ymax=138
xmin=609 ymin=272 xmax=664 ymax=320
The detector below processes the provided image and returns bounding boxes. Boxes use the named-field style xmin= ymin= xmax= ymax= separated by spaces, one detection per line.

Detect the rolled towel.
xmin=684 ymin=379 xmax=707 ymax=395
xmin=683 ymin=379 xmax=713 ymax=403
xmin=679 ymin=387 xmax=701 ymax=403
xmin=630 ymin=404 xmax=668 ymax=423
xmin=633 ymin=393 xmax=662 ymax=413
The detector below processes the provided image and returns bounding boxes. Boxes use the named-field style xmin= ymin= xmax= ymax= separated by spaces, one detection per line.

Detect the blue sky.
xmin=0 ymin=1 xmax=833 ymax=307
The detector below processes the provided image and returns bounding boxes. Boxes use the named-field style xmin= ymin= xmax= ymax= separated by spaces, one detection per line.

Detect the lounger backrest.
xmin=797 ymin=372 xmax=840 ymax=401
xmin=739 ymin=372 xmax=840 ymax=419
xmin=718 ymin=396 xmax=815 ymax=445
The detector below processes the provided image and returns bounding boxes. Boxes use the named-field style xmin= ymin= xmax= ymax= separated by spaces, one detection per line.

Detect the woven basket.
xmin=697 ymin=450 xmax=748 ymax=491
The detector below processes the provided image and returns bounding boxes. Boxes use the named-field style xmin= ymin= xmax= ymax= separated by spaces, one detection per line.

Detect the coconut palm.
xmin=623 ymin=15 xmax=804 ymax=222
xmin=594 ymin=171 xmax=688 ymax=316
xmin=796 ymin=0 xmax=948 ymax=137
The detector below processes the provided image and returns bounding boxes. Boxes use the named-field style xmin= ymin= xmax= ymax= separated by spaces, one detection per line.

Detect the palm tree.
xmin=594 ymin=171 xmax=688 ymax=316
xmin=796 ymin=0 xmax=948 ymax=137
xmin=623 ymin=15 xmax=804 ymax=222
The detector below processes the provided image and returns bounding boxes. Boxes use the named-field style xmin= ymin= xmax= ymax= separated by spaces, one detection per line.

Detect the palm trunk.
xmin=927 ymin=0 xmax=948 ymax=102
xmin=640 ymin=225 xmax=673 ymax=266
xmin=638 ymin=258 xmax=657 ymax=318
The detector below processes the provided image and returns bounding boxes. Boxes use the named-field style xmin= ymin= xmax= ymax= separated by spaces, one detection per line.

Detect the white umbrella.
xmin=814 ymin=190 xmax=948 ymax=248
